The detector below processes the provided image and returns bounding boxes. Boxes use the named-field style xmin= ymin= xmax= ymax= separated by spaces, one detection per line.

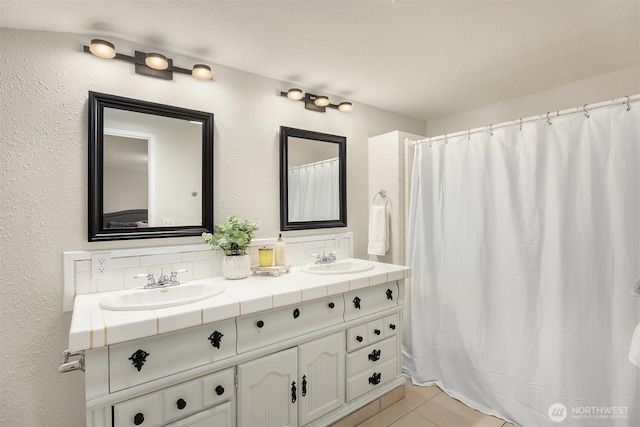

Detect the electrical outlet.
xmin=163 ymin=217 xmax=175 ymax=226
xmin=92 ymin=252 xmax=111 ymax=278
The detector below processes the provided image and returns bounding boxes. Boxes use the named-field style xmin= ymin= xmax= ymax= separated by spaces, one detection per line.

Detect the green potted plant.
xmin=203 ymin=215 xmax=259 ymax=279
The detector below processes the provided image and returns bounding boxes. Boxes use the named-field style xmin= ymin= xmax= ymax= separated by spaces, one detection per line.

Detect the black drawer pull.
xmin=291 ymin=381 xmax=297 ymax=403
xmin=374 ymin=329 xmax=381 ymax=335
xmin=368 ymin=349 xmax=381 ymax=362
xmin=208 ymin=331 xmax=224 ymax=349
xmin=176 ymin=398 xmax=186 ymax=410
xmin=328 ymin=302 xmax=335 ymax=309
xmin=368 ymin=372 xmax=381 ymax=385
xmin=133 ymin=412 xmax=144 ymax=425
xmin=356 ymin=335 xmax=363 ymax=342
xmin=389 ymin=324 xmax=396 ymax=330
xmin=215 ymin=385 xmax=225 ymax=396
xmin=353 ymin=296 xmax=361 ymax=309
xmin=129 ymin=349 xmax=149 ymax=372
xmin=257 ymin=320 xmax=264 ymax=328
xmin=386 ymin=289 xmax=393 ymax=300
xmin=293 ymin=308 xmax=300 ymax=319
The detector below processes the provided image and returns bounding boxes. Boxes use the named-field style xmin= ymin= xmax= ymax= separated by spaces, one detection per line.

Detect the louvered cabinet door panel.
xmin=298 ymin=332 xmax=345 ymax=425
xmin=237 ymin=347 xmax=298 ymax=427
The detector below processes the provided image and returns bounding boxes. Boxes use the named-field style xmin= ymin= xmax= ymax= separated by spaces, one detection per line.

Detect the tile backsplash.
xmin=63 ymin=232 xmax=353 ymax=312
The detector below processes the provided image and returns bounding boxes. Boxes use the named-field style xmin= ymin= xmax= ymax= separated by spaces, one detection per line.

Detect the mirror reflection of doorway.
xmin=103 ymin=129 xmax=155 ymax=228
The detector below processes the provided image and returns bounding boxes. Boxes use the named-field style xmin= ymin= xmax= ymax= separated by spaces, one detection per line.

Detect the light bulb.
xmin=192 ymin=64 xmax=212 ymax=80
xmin=338 ymin=102 xmax=353 ymax=112
xmin=287 ymin=88 xmax=304 ymax=101
xmin=89 ymin=39 xmax=116 ymax=59
xmin=314 ymin=96 xmax=330 ymax=107
xmin=145 ymin=53 xmax=168 ymax=70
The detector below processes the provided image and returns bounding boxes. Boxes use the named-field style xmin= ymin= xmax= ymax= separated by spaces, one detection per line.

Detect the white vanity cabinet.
xmin=236 ymin=333 xmax=345 ymax=427
xmin=75 ymin=272 xmax=408 ymax=427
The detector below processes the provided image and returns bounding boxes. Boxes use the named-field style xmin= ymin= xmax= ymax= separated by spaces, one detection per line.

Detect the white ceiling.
xmin=1 ymin=1 xmax=638 ymax=121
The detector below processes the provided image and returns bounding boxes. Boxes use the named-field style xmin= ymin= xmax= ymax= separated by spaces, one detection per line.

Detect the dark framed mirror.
xmin=280 ymin=126 xmax=347 ymax=231
xmin=89 ymin=92 xmax=214 ymax=241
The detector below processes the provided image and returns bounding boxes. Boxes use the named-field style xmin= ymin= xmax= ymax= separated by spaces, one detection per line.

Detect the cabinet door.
xmin=298 ymin=332 xmax=345 ymax=426
xmin=237 ymin=348 xmax=298 ymax=427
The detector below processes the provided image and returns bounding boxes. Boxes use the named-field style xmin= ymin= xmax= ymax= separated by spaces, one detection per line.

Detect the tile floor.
xmin=357 ymin=379 xmax=516 ymax=427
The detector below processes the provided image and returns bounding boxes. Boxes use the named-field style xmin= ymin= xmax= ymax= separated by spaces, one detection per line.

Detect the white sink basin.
xmin=301 ymin=259 xmax=375 ymax=275
xmin=99 ymin=282 xmax=226 ymax=311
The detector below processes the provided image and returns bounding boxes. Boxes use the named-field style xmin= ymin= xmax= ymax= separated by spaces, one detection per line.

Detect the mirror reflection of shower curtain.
xmin=288 ymin=158 xmax=339 ymax=221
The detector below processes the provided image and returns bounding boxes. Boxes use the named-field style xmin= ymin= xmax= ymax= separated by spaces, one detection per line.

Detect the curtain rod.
xmin=289 ymin=156 xmax=338 ymax=171
xmin=411 ymin=94 xmax=640 ymax=146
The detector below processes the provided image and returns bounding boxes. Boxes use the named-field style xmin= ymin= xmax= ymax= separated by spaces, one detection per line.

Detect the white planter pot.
xmin=222 ymin=255 xmax=251 ymax=280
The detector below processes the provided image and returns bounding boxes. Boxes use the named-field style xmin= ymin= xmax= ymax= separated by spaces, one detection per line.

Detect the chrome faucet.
xmin=135 ymin=268 xmax=188 ymax=289
xmin=313 ymin=251 xmax=338 ymax=264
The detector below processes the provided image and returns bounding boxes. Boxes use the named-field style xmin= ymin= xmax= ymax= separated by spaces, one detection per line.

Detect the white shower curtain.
xmin=404 ymin=102 xmax=640 ymax=426
xmin=288 ymin=157 xmax=339 ymax=222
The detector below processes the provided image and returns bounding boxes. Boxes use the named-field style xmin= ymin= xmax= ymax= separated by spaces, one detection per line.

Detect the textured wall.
xmin=0 ymin=28 xmax=425 ymax=426
xmin=426 ymin=67 xmax=640 ymax=137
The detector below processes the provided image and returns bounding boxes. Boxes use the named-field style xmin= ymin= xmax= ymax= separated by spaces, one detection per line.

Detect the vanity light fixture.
xmin=280 ymin=88 xmax=353 ymax=113
xmin=84 ymin=39 xmax=212 ymax=81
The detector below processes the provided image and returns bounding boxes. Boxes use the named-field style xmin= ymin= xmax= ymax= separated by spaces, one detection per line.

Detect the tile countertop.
xmin=68 ymin=259 xmax=411 ymax=352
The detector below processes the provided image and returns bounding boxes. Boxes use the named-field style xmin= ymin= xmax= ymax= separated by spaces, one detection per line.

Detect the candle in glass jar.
xmin=258 ymin=247 xmax=273 ymax=267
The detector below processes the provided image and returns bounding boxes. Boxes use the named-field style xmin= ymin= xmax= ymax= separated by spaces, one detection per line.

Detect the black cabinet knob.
xmin=356 ymin=335 xmax=363 ymax=342
xmin=369 ymin=372 xmax=382 ymax=385
xmin=176 ymin=398 xmax=186 ymax=410
xmin=328 ymin=302 xmax=335 ymax=309
xmin=257 ymin=320 xmax=264 ymax=328
xmin=368 ymin=349 xmax=381 ymax=362
xmin=133 ymin=413 xmax=144 ymax=425
xmin=293 ymin=308 xmax=300 ymax=319
xmin=389 ymin=324 xmax=396 ymax=330
xmin=374 ymin=329 xmax=381 ymax=335
xmin=215 ymin=385 xmax=225 ymax=396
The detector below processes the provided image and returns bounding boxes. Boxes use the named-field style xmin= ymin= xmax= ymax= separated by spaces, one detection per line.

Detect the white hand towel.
xmin=368 ymin=205 xmax=389 ymax=256
xmin=629 ymin=322 xmax=640 ymax=368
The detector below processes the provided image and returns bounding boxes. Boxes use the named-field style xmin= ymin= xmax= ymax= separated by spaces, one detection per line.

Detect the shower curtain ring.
xmin=625 ymin=95 xmax=631 ymax=111
xmin=583 ymin=104 xmax=590 ymax=119
xmin=546 ymin=112 xmax=552 ymax=125
xmin=519 ymin=118 xmax=523 ymax=131
xmin=444 ymin=134 xmax=448 ymax=144
xmin=467 ymin=129 xmax=471 ymax=141
xmin=489 ymin=124 xmax=494 ymax=136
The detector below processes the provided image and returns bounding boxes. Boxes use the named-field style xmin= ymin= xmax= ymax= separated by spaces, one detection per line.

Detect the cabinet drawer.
xmin=109 ymin=319 xmax=236 ymax=392
xmin=113 ymin=392 xmax=161 ymax=427
xmin=236 ymin=296 xmax=344 ymax=353
xmin=346 ymin=336 xmax=397 ymax=376
xmin=346 ymin=358 xmax=398 ymax=402
xmin=346 ymin=323 xmax=369 ymax=352
xmin=344 ymin=282 xmax=399 ymax=321
xmin=382 ymin=313 xmax=399 ymax=338
xmin=201 ymin=368 xmax=235 ymax=408
xmin=162 ymin=379 xmax=203 ymax=423
xmin=163 ymin=401 xmax=233 ymax=427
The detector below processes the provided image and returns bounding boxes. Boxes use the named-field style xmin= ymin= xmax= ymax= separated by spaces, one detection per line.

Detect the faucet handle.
xmin=135 ymin=273 xmax=155 ymax=286
xmin=170 ymin=269 xmax=188 ymax=282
